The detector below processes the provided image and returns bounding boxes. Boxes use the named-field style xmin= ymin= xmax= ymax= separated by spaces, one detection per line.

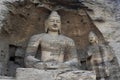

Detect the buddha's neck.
xmin=48 ymin=31 xmax=59 ymax=36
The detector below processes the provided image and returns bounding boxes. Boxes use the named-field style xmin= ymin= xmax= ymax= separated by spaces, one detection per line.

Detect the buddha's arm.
xmin=25 ymin=35 xmax=41 ymax=68
xmin=64 ymin=40 xmax=80 ymax=68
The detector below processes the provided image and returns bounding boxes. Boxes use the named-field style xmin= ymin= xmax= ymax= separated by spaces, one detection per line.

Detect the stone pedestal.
xmin=16 ymin=68 xmax=96 ymax=80
xmin=0 ymin=68 xmax=96 ymax=80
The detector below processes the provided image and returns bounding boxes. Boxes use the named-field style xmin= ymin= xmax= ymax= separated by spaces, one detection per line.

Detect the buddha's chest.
xmin=40 ymin=35 xmax=66 ymax=62
xmin=40 ymin=35 xmax=66 ymax=52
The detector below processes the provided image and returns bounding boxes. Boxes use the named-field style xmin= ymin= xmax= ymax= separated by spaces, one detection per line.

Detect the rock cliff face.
xmin=83 ymin=0 xmax=120 ymax=64
xmin=0 ymin=0 xmax=120 ymax=79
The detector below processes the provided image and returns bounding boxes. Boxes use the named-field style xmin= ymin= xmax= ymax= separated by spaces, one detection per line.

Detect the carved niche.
xmin=0 ymin=0 xmax=105 ymax=76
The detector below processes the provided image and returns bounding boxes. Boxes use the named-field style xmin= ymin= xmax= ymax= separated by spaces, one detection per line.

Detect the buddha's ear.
xmin=45 ymin=20 xmax=48 ymax=33
xmin=58 ymin=23 xmax=61 ymax=34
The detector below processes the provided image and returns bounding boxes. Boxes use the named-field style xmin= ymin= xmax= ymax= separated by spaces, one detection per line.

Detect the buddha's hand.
xmin=44 ymin=61 xmax=59 ymax=69
xmin=58 ymin=63 xmax=70 ymax=69
xmin=33 ymin=62 xmax=47 ymax=70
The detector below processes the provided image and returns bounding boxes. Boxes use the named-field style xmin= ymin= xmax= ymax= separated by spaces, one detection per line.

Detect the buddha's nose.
xmin=54 ymin=24 xmax=57 ymax=27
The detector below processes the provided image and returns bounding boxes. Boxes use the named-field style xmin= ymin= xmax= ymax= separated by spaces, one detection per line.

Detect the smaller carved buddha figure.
xmin=25 ymin=11 xmax=79 ymax=70
xmin=87 ymin=32 xmax=114 ymax=80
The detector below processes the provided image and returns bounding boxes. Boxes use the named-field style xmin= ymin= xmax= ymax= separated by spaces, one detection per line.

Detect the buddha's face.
xmin=89 ymin=35 xmax=98 ymax=44
xmin=47 ymin=16 xmax=61 ymax=32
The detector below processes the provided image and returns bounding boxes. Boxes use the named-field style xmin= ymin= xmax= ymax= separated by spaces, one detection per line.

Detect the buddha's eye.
xmin=50 ymin=20 xmax=54 ymax=22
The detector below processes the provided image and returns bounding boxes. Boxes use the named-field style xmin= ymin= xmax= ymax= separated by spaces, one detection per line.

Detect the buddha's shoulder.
xmin=59 ymin=35 xmax=75 ymax=43
xmin=30 ymin=33 xmax=46 ymax=40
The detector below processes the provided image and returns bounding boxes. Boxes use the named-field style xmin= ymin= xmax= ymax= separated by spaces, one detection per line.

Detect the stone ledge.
xmin=16 ymin=68 xmax=96 ymax=80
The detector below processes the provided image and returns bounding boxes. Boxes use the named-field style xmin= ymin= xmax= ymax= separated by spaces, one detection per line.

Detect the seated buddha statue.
xmin=25 ymin=11 xmax=80 ymax=70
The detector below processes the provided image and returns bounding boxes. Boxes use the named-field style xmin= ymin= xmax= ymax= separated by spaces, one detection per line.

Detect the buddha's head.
xmin=45 ymin=11 xmax=61 ymax=34
xmin=88 ymin=31 xmax=98 ymax=44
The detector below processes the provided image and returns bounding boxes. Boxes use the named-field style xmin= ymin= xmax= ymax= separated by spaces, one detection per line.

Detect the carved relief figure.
xmin=87 ymin=32 xmax=116 ymax=80
xmin=25 ymin=11 xmax=80 ymax=70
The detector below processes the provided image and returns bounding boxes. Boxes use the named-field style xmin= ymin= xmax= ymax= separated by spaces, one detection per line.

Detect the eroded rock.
xmin=16 ymin=68 xmax=96 ymax=80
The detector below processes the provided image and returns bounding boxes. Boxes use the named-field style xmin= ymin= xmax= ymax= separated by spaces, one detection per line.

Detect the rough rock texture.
xmin=0 ymin=39 xmax=9 ymax=75
xmin=16 ymin=68 xmax=96 ymax=80
xmin=0 ymin=0 xmax=22 ymax=30
xmin=0 ymin=68 xmax=96 ymax=80
xmin=0 ymin=76 xmax=15 ymax=80
xmin=83 ymin=0 xmax=120 ymax=64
